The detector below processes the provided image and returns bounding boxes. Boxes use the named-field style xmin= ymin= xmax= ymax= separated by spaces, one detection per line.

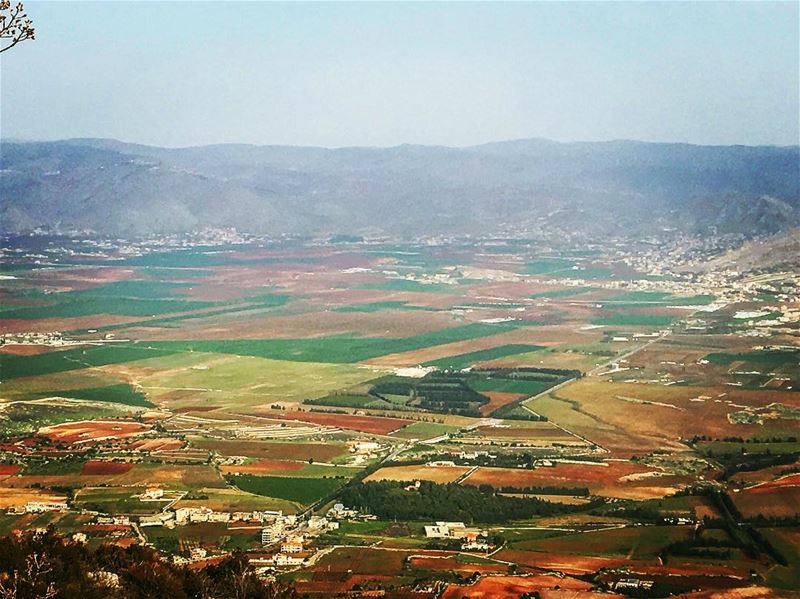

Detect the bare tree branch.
xmin=0 ymin=1 xmax=35 ymax=54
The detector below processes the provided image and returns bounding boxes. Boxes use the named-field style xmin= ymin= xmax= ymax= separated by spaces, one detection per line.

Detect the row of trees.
xmin=338 ymin=480 xmax=586 ymax=524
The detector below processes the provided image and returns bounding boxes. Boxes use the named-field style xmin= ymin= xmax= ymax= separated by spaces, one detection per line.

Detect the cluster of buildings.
xmin=423 ymin=521 xmax=491 ymax=551
xmin=0 ymin=331 xmax=78 ymax=348
xmin=139 ymin=506 xmax=287 ymax=528
xmin=135 ymin=500 xmax=373 ymax=568
xmin=11 ymin=500 xmax=70 ymax=514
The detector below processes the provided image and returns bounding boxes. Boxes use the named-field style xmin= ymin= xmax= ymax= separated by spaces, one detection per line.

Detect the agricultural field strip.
xmin=142 ymin=322 xmax=525 ymax=364
xmin=520 ymin=333 xmax=670 ymax=451
xmin=0 ymin=396 xmax=142 ymax=413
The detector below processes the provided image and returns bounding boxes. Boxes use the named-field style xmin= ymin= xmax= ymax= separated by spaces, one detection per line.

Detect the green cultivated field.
xmin=590 ymin=313 xmax=677 ymax=327
xmin=228 ymin=475 xmax=346 ymax=505
xmin=140 ymin=354 xmax=379 ymax=406
xmin=599 ymin=291 xmax=715 ymax=307
xmin=305 ymin=394 xmax=382 ymax=409
xmin=27 ymin=384 xmax=152 ymax=408
xmin=0 ymin=345 xmax=177 ymax=380
xmin=146 ymin=322 xmax=519 ymax=363
xmin=390 ymin=421 xmax=460 ymax=439
xmin=0 ymin=280 xmax=219 ymax=320
xmin=468 ymin=376 xmax=561 ymax=396
xmin=424 ymin=344 xmax=544 ymax=370
xmin=524 ymin=258 xmax=577 ymax=275
xmin=705 ymin=349 xmax=800 ymax=366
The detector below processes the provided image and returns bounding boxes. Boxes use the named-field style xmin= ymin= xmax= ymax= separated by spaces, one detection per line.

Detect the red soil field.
xmin=494 ymin=550 xmax=638 ymax=575
xmin=0 ymin=315 xmax=138 ymax=335
xmin=468 ymin=425 xmax=574 ymax=440
xmin=27 ymin=266 xmax=135 ymax=290
xmin=128 ymin=438 xmax=184 ymax=452
xmin=128 ymin=305 xmax=459 ymax=341
xmin=479 ymin=392 xmax=526 ymax=416
xmin=191 ymin=439 xmax=347 ymax=462
xmin=312 ymin=547 xmax=417 ymax=575
xmin=38 ymin=420 xmax=149 ymax=445
xmin=746 ymin=472 xmax=800 ymax=491
xmin=0 ymin=344 xmax=55 ymax=356
xmin=83 ymin=524 xmax=132 ymax=533
xmin=463 ymin=461 xmax=687 ymax=500
xmin=410 ymin=556 xmax=507 ymax=574
xmin=220 ymin=459 xmax=304 ymax=475
xmin=0 ymin=465 xmax=20 ymax=476
xmin=271 ymin=411 xmax=411 ymax=435
xmin=80 ymin=460 xmax=134 ymax=476
xmin=441 ymin=574 xmax=597 ymax=599
xmin=732 ymin=477 xmax=800 ymax=518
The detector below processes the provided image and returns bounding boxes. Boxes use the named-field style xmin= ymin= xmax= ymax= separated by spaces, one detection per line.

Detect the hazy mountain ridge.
xmin=1 ymin=138 xmax=797 ymax=237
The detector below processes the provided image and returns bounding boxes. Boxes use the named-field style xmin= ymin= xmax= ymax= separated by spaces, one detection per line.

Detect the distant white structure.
xmin=25 ymin=501 xmax=68 ymax=513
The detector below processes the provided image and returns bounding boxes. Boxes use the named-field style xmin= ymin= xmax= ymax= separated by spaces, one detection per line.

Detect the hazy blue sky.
xmin=1 ymin=1 xmax=798 ymax=147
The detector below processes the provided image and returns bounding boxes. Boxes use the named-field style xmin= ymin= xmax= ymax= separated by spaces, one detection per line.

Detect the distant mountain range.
xmin=1 ymin=138 xmax=798 ymax=238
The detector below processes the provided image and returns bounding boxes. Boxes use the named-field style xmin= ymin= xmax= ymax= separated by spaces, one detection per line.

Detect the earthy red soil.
xmin=468 ymin=425 xmax=576 ymax=440
xmin=732 ymin=477 xmax=800 ymax=518
xmin=128 ymin=438 xmax=184 ymax=452
xmin=126 ymin=306 xmax=460 ymax=341
xmin=38 ymin=420 xmax=149 ymax=445
xmin=219 ymin=459 xmax=304 ymax=475
xmin=441 ymin=574 xmax=598 ymax=599
xmin=27 ymin=267 xmax=136 ymax=291
xmin=463 ymin=461 xmax=688 ymax=500
xmin=494 ymin=550 xmax=639 ymax=575
xmin=409 ymin=556 xmax=507 ymax=574
xmin=479 ymin=392 xmax=526 ymax=416
xmin=0 ymin=315 xmax=139 ymax=334
xmin=0 ymin=344 xmax=55 ymax=355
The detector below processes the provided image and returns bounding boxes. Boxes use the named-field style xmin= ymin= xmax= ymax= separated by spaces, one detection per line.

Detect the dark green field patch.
xmin=228 ymin=475 xmax=345 ymax=505
xmin=0 ymin=345 xmax=177 ymax=380
xmin=30 ymin=384 xmax=153 ymax=408
xmin=467 ymin=377 xmax=558 ymax=396
xmin=600 ymin=291 xmax=715 ymax=308
xmin=0 ymin=279 xmax=219 ymax=320
xmin=305 ymin=394 xmax=386 ymax=409
xmin=524 ymin=259 xmax=577 ymax=275
xmin=705 ymin=349 xmax=799 ymax=366
xmin=591 ymin=313 xmax=678 ymax=327
xmin=146 ymin=323 xmax=518 ymax=363
xmin=424 ymin=344 xmax=545 ymax=371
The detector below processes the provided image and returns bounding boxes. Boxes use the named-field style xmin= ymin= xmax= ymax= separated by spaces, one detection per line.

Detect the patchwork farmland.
xmin=1 ymin=236 xmax=798 ymax=597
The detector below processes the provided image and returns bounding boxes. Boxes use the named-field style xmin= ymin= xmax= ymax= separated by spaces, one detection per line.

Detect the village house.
xmin=139 ymin=512 xmax=174 ymax=527
xmin=272 ymin=553 xmax=307 ymax=567
xmin=141 ymin=487 xmax=164 ymax=500
xmin=280 ymin=537 xmax=304 ymax=554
